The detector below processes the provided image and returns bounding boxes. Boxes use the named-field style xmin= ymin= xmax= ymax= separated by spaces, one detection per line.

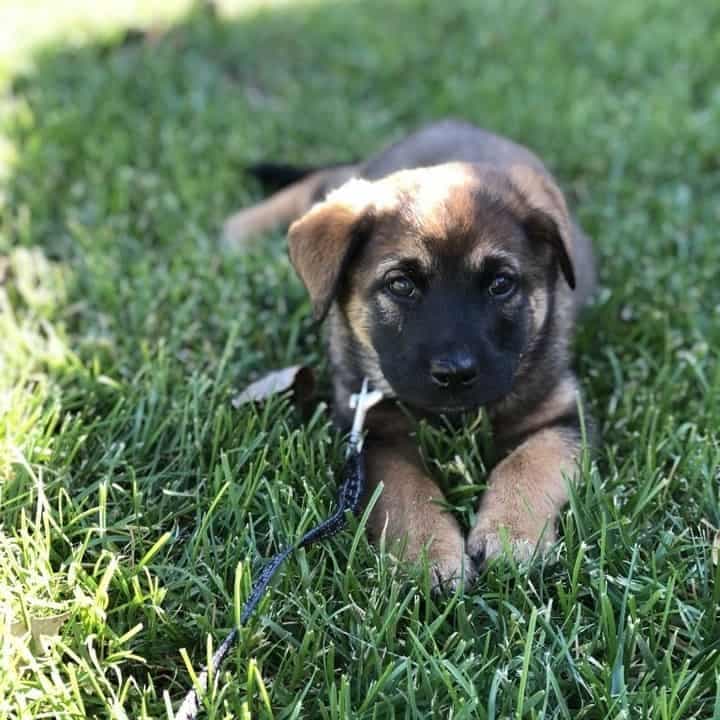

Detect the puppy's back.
xmin=360 ymin=119 xmax=546 ymax=179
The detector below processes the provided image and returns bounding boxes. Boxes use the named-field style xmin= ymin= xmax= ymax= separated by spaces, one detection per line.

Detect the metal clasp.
xmin=347 ymin=378 xmax=384 ymax=453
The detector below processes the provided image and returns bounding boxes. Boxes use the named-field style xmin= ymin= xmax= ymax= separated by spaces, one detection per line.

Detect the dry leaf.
xmin=231 ymin=365 xmax=315 ymax=408
xmin=11 ymin=611 xmax=71 ymax=656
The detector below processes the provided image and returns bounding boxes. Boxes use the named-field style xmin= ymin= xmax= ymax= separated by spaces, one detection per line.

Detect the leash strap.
xmin=175 ymin=381 xmax=382 ymax=720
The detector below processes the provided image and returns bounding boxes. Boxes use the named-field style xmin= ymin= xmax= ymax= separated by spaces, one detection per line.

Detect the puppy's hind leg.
xmin=222 ymin=164 xmax=358 ymax=250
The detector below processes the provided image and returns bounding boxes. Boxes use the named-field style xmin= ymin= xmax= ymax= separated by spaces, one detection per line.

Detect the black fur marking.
xmin=245 ymin=163 xmax=317 ymax=191
xmin=246 ymin=161 xmax=356 ymax=193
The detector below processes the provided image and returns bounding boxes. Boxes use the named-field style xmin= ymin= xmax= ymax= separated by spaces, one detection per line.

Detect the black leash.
xmin=175 ymin=380 xmax=383 ymax=720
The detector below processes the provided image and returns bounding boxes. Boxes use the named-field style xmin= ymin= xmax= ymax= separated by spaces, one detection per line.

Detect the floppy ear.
xmin=288 ymin=179 xmax=378 ymax=321
xmin=508 ymin=165 xmax=576 ymax=289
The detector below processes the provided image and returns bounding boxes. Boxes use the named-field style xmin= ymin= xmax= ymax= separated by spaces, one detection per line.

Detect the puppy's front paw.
xmin=428 ymin=549 xmax=477 ymax=592
xmin=467 ymin=506 xmax=556 ymax=566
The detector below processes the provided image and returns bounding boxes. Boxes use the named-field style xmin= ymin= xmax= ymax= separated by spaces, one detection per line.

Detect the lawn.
xmin=1 ymin=0 xmax=719 ymax=718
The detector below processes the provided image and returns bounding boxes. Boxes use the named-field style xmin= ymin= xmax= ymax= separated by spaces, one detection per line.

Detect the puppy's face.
xmin=289 ymin=163 xmax=575 ymax=413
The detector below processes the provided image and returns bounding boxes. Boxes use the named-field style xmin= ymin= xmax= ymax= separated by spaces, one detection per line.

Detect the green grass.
xmin=1 ymin=0 xmax=719 ymax=717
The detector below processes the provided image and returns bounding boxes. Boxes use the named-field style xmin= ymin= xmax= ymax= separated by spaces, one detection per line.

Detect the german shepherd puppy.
xmin=224 ymin=119 xmax=596 ymax=586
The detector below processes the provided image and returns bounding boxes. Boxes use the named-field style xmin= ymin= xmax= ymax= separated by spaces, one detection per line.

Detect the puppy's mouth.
xmin=420 ymin=401 xmax=480 ymax=415
xmin=395 ymin=392 xmax=485 ymax=416
xmin=389 ymin=381 xmax=515 ymax=416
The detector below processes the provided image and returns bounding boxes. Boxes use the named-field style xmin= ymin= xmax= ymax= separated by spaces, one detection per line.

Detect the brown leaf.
xmin=11 ymin=611 xmax=71 ymax=656
xmin=231 ymin=365 xmax=315 ymax=408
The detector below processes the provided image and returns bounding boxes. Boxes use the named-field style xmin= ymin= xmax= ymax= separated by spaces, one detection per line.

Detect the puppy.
xmin=225 ymin=119 xmax=596 ymax=586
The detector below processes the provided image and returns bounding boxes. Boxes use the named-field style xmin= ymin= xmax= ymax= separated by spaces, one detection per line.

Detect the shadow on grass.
xmin=5 ymin=0 xmax=715 ymax=390
xmin=3 ymin=0 xmax=625 ymax=524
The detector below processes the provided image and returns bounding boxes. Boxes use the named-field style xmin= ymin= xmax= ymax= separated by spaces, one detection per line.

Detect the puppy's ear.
xmin=508 ymin=165 xmax=576 ymax=289
xmin=288 ymin=179 xmax=378 ymax=321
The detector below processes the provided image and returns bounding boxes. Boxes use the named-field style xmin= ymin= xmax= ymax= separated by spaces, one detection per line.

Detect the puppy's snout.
xmin=430 ymin=352 xmax=478 ymax=389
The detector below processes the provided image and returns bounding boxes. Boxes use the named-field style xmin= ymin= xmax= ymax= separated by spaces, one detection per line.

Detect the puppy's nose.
xmin=430 ymin=352 xmax=478 ymax=389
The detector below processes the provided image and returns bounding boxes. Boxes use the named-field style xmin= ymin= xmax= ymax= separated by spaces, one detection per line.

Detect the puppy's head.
xmin=288 ymin=162 xmax=575 ymax=413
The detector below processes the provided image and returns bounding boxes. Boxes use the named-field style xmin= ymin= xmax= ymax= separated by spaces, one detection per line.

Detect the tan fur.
xmin=528 ymin=286 xmax=549 ymax=332
xmin=396 ymin=163 xmax=477 ymax=240
xmin=345 ymin=292 xmax=373 ymax=348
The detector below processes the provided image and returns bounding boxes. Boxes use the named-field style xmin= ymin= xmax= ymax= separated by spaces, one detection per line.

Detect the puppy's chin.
xmin=390 ymin=383 xmax=513 ymax=416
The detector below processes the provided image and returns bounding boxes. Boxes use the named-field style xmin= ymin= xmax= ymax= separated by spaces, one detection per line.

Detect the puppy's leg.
xmin=468 ymin=377 xmax=584 ymax=564
xmin=223 ymin=164 xmax=357 ymax=249
xmin=363 ymin=434 xmax=474 ymax=589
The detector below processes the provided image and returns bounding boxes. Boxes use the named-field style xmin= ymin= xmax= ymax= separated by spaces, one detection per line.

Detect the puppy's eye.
xmin=488 ymin=273 xmax=517 ymax=298
xmin=385 ymin=272 xmax=416 ymax=298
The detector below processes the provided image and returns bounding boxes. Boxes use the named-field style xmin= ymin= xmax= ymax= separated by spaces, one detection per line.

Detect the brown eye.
xmin=488 ymin=273 xmax=517 ymax=298
xmin=386 ymin=273 xmax=416 ymax=298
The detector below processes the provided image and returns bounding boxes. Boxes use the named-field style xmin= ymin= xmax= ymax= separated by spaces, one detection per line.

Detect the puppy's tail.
xmin=224 ymin=162 xmax=359 ymax=247
xmin=246 ymin=161 xmax=356 ymax=193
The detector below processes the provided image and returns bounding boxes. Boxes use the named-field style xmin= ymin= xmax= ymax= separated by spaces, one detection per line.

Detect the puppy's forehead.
xmin=372 ymin=163 xmax=522 ymax=264
xmin=399 ymin=164 xmax=479 ymax=237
